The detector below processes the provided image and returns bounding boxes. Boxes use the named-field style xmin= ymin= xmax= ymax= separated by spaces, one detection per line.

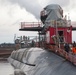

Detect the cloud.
xmin=8 ymin=0 xmax=72 ymax=20
xmin=0 ymin=0 xmax=38 ymax=43
xmin=47 ymin=0 xmax=70 ymax=7
xmin=8 ymin=0 xmax=43 ymax=19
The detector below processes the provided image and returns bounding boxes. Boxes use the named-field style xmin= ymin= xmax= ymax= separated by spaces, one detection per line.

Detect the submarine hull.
xmin=8 ymin=48 xmax=76 ymax=75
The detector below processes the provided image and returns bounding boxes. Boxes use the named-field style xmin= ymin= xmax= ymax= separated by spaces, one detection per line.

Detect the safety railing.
xmin=20 ymin=20 xmax=71 ymax=29
xmin=54 ymin=46 xmax=76 ymax=65
xmin=42 ymin=20 xmax=71 ymax=27
xmin=21 ymin=22 xmax=42 ymax=29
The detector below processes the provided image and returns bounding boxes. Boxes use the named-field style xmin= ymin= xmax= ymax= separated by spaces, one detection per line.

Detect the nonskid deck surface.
xmin=8 ymin=47 xmax=76 ymax=75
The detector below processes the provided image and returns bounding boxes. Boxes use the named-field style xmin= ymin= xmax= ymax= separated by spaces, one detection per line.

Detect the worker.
xmin=73 ymin=41 xmax=76 ymax=47
xmin=72 ymin=41 xmax=76 ymax=54
xmin=72 ymin=47 xmax=76 ymax=54
xmin=72 ymin=46 xmax=76 ymax=55
xmin=31 ymin=40 xmax=35 ymax=47
xmin=64 ymin=43 xmax=70 ymax=53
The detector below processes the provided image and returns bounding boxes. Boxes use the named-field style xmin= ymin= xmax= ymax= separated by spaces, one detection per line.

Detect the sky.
xmin=0 ymin=0 xmax=76 ymax=43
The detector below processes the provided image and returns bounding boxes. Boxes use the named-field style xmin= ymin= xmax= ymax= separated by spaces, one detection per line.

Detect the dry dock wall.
xmin=8 ymin=48 xmax=76 ymax=75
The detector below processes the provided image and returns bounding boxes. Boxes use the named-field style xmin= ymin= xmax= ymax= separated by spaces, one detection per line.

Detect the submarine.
xmin=8 ymin=4 xmax=76 ymax=75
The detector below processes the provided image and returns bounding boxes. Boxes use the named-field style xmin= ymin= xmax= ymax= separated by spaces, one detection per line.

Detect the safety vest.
xmin=72 ymin=47 xmax=76 ymax=54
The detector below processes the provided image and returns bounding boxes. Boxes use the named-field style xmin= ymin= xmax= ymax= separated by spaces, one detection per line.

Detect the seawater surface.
xmin=0 ymin=61 xmax=14 ymax=75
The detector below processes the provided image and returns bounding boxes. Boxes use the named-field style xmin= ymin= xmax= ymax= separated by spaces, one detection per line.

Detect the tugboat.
xmin=8 ymin=4 xmax=76 ymax=75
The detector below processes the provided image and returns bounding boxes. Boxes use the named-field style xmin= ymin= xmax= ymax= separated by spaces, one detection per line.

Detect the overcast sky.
xmin=0 ymin=0 xmax=76 ymax=43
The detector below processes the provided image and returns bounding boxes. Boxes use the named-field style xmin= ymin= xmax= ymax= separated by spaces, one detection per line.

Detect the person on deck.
xmin=72 ymin=47 xmax=76 ymax=54
xmin=31 ymin=40 xmax=35 ymax=47
xmin=72 ymin=41 xmax=76 ymax=54
xmin=64 ymin=43 xmax=70 ymax=53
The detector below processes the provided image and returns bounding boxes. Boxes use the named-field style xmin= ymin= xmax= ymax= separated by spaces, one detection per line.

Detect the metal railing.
xmin=44 ymin=20 xmax=71 ymax=27
xmin=49 ymin=45 xmax=76 ymax=65
xmin=20 ymin=20 xmax=71 ymax=29
xmin=21 ymin=22 xmax=42 ymax=29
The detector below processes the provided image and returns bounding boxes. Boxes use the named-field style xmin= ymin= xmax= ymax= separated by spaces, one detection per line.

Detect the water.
xmin=0 ymin=61 xmax=14 ymax=75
